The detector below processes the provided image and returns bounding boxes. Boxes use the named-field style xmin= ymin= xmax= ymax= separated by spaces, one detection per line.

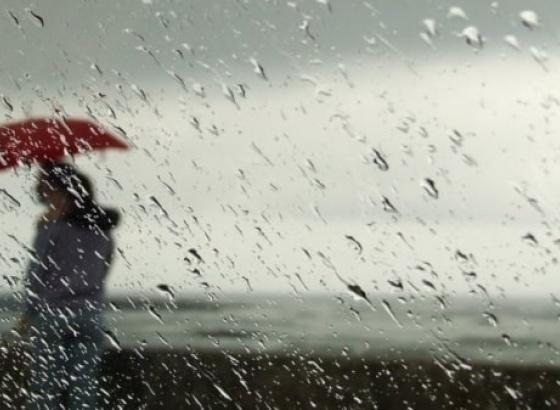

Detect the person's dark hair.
xmin=39 ymin=161 xmax=120 ymax=231
xmin=40 ymin=161 xmax=95 ymax=208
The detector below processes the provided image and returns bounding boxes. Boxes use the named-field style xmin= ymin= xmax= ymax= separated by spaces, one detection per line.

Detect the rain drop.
xmin=372 ymin=149 xmax=389 ymax=171
xmin=422 ymin=279 xmax=436 ymax=292
xmin=455 ymin=250 xmax=469 ymax=263
xmin=187 ymin=248 xmax=204 ymax=264
xmin=447 ymin=7 xmax=468 ymax=20
xmin=316 ymin=0 xmax=332 ymax=13
xmin=0 ymin=189 xmax=21 ymax=208
xmin=449 ymin=129 xmax=463 ymax=146
xmin=190 ymin=116 xmax=201 ymax=131
xmin=388 ymin=279 xmax=404 ymax=291
xmin=148 ymin=305 xmax=164 ymax=324
xmin=249 ymin=57 xmax=268 ymax=80
xmin=422 ymin=19 xmax=438 ymax=38
xmin=460 ymin=26 xmax=483 ymax=48
xmin=156 ymin=284 xmax=175 ymax=303
xmin=381 ymin=196 xmax=398 ymax=213
xmin=192 ymin=83 xmax=205 ymax=98
xmin=104 ymin=330 xmax=123 ymax=351
xmin=483 ymin=312 xmax=499 ymax=327
xmin=131 ymin=84 xmax=148 ymax=102
xmin=381 ymin=299 xmax=403 ymax=328
xmin=236 ymin=84 xmax=247 ymax=98
xmin=26 ymin=9 xmax=44 ymax=27
xmin=300 ymin=19 xmax=316 ymax=41
xmin=222 ymin=84 xmax=237 ymax=106
xmin=519 ymin=10 xmax=539 ymax=30
xmin=347 ymin=284 xmax=369 ymax=302
xmin=7 ymin=11 xmax=20 ymax=28
xmin=504 ymin=35 xmax=519 ymax=50
xmin=149 ymin=196 xmax=169 ymax=218
xmin=522 ymin=233 xmax=538 ymax=247
xmin=345 ymin=235 xmax=363 ymax=254
xmin=312 ymin=178 xmax=326 ymax=190
xmin=530 ymin=47 xmax=548 ymax=67
xmin=422 ymin=178 xmax=439 ymax=199
xmin=2 ymin=95 xmax=14 ymax=112
xmin=463 ymin=271 xmax=477 ymax=279
xmin=168 ymin=70 xmax=187 ymax=90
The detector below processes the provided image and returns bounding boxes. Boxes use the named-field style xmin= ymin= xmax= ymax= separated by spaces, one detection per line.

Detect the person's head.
xmin=36 ymin=162 xmax=95 ymax=212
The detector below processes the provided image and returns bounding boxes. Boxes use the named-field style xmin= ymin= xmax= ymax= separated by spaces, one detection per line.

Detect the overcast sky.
xmin=1 ymin=0 xmax=560 ymax=299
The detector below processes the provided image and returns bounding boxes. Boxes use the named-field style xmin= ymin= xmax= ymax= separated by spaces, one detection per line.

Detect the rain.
xmin=0 ymin=0 xmax=559 ymax=408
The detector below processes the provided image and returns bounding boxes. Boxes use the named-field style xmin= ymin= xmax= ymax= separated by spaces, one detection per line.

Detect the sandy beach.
xmin=1 ymin=345 xmax=559 ymax=409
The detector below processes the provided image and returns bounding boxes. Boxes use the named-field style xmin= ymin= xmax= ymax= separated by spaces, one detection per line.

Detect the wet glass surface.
xmin=1 ymin=0 xmax=560 ymax=408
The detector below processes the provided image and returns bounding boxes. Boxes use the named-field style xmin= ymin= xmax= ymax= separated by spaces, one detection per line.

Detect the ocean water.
xmin=1 ymin=293 xmax=559 ymax=368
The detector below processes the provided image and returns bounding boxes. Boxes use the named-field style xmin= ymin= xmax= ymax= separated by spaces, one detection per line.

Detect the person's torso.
xmin=27 ymin=219 xmax=114 ymax=309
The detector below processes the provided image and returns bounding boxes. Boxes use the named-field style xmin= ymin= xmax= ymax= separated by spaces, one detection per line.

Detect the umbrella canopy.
xmin=0 ymin=117 xmax=128 ymax=170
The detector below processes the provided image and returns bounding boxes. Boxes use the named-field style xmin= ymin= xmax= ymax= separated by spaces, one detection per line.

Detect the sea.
xmin=0 ymin=293 xmax=559 ymax=368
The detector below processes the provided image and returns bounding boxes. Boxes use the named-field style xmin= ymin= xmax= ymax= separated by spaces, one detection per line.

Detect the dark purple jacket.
xmin=25 ymin=206 xmax=119 ymax=315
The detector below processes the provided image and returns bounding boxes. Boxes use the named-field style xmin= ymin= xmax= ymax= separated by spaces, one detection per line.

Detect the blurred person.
xmin=19 ymin=161 xmax=120 ymax=410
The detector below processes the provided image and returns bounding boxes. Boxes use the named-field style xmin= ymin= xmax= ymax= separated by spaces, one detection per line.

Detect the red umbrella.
xmin=0 ymin=117 xmax=128 ymax=170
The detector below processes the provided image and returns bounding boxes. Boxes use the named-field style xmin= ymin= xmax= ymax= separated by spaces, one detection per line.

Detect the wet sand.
xmin=1 ymin=346 xmax=559 ymax=409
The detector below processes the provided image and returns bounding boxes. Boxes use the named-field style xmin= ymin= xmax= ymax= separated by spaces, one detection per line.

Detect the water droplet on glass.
xmin=236 ymin=83 xmax=247 ymax=98
xmin=156 ymin=284 xmax=175 ymax=304
xmin=519 ymin=10 xmax=539 ymax=30
xmin=345 ymin=235 xmax=363 ymax=254
xmin=530 ymin=47 xmax=548 ymax=68
xmin=0 ymin=189 xmax=21 ymax=208
xmin=300 ymin=19 xmax=316 ymax=42
xmin=455 ymin=250 xmax=469 ymax=263
xmin=131 ymin=84 xmax=148 ymax=102
xmin=26 ymin=9 xmax=44 ymax=27
xmin=187 ymin=248 xmax=204 ymax=264
xmin=148 ymin=305 xmax=164 ymax=324
xmin=422 ymin=19 xmax=438 ymax=38
xmin=388 ymin=279 xmax=404 ymax=291
xmin=7 ymin=11 xmax=21 ymax=28
xmin=149 ymin=196 xmax=169 ymax=218
xmin=168 ymin=70 xmax=187 ymax=91
xmin=189 ymin=116 xmax=201 ymax=131
xmin=504 ymin=35 xmax=520 ymax=50
xmin=435 ymin=295 xmax=446 ymax=309
xmin=347 ymin=284 xmax=369 ymax=302
xmin=422 ymin=178 xmax=439 ymax=199
xmin=249 ymin=57 xmax=268 ymax=81
xmin=312 ymin=178 xmax=326 ymax=190
xmin=522 ymin=233 xmax=538 ymax=247
xmin=381 ymin=299 xmax=403 ymax=328
xmin=316 ymin=0 xmax=332 ymax=13
xmin=371 ymin=148 xmax=389 ymax=171
xmin=381 ymin=196 xmax=398 ymax=213
xmin=460 ymin=26 xmax=483 ymax=48
xmin=422 ymin=279 xmax=437 ymax=292
xmin=505 ymin=386 xmax=519 ymax=400
xmin=2 ymin=95 xmax=14 ymax=112
xmin=222 ymin=84 xmax=238 ymax=106
xmin=192 ymin=83 xmax=205 ymax=98
xmin=447 ymin=7 xmax=468 ymax=20
xmin=483 ymin=311 xmax=499 ymax=327
xmin=463 ymin=270 xmax=477 ymax=279
xmin=104 ymin=330 xmax=123 ymax=351
xmin=213 ymin=384 xmax=233 ymax=401
xmin=449 ymin=129 xmax=463 ymax=146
